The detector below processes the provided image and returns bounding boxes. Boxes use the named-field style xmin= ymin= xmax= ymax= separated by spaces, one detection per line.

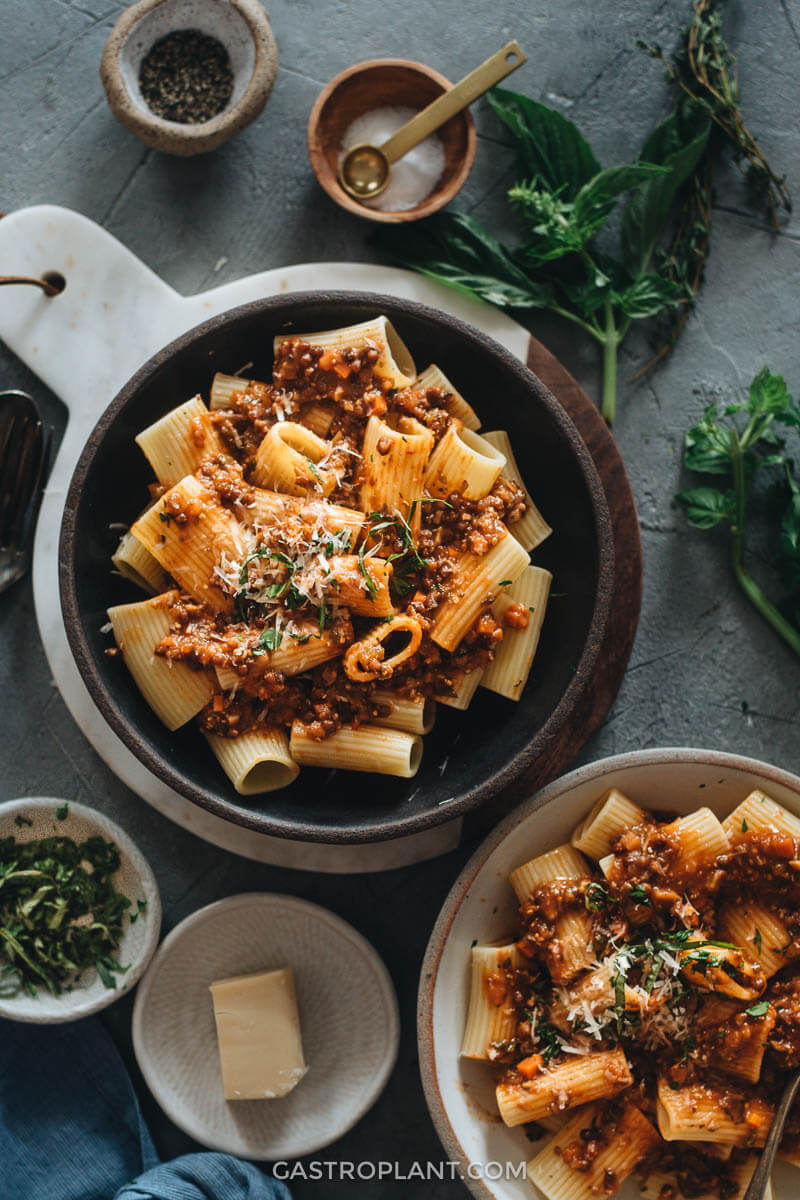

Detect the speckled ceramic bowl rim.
xmin=416 ymin=747 xmax=800 ymax=1200
xmin=131 ymin=892 xmax=400 ymax=1158
xmin=101 ymin=0 xmax=277 ymax=149
xmin=0 ymin=797 xmax=161 ymax=1024
xmin=307 ymin=58 xmax=477 ymax=223
xmin=59 ymin=290 xmax=615 ymax=844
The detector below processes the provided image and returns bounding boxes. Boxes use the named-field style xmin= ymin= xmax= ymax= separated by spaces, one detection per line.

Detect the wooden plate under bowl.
xmin=307 ymin=59 xmax=477 ymax=222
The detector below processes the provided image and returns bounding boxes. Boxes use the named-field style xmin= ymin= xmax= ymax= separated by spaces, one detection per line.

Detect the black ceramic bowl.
xmin=60 ymin=292 xmax=614 ymax=844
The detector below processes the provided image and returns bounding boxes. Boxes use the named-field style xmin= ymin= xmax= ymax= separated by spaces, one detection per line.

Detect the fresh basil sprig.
xmin=676 ymin=367 xmax=800 ymax=656
xmin=376 ymin=88 xmax=706 ymax=424
xmin=375 ymin=4 xmax=787 ymax=425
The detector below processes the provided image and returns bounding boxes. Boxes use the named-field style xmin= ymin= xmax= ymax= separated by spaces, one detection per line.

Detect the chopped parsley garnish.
xmin=0 ymin=828 xmax=134 ymax=998
xmin=55 ymin=803 xmax=69 ymax=821
xmin=304 ymin=456 xmax=323 ymax=484
xmin=584 ymin=881 xmax=610 ymax=912
xmin=745 ymin=1000 xmax=770 ymax=1018
xmin=753 ymin=928 xmax=762 ymax=955
xmin=252 ymin=627 xmax=283 ymax=655
xmin=357 ymin=542 xmax=378 ymax=600
xmin=13 ymin=816 xmax=32 ymax=829
xmin=742 ymin=818 xmax=749 ymax=833
xmin=628 ymin=884 xmax=650 ymax=906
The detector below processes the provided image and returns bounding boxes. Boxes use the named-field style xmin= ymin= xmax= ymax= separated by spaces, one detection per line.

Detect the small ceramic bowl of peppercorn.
xmin=100 ymin=0 xmax=278 ymax=156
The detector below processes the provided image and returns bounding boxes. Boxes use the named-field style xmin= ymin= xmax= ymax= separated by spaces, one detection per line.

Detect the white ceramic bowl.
xmin=0 ymin=797 xmax=161 ymax=1023
xmin=418 ymin=748 xmax=800 ymax=1200
xmin=132 ymin=892 xmax=400 ymax=1159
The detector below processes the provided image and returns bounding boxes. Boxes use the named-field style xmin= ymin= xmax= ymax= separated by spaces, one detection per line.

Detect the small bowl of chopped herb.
xmin=100 ymin=0 xmax=278 ymax=156
xmin=0 ymin=797 xmax=161 ymax=1023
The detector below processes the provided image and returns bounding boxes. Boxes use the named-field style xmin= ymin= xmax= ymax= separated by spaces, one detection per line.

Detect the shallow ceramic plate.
xmin=132 ymin=892 xmax=400 ymax=1159
xmin=418 ymin=748 xmax=800 ymax=1200
xmin=0 ymin=796 xmax=161 ymax=1023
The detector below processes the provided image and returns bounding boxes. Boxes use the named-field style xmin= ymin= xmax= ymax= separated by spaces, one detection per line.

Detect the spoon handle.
xmin=380 ymin=41 xmax=526 ymax=165
xmin=743 ymin=1067 xmax=800 ymax=1200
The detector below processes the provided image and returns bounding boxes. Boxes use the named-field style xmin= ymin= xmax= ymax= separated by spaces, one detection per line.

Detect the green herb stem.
xmin=601 ymin=301 xmax=621 ymax=424
xmin=727 ymin=424 xmax=800 ymax=658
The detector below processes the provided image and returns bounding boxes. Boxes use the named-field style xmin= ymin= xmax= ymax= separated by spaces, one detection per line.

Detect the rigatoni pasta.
xmin=106 ymin=316 xmax=555 ymax=794
xmin=464 ymin=786 xmax=800 ymax=1197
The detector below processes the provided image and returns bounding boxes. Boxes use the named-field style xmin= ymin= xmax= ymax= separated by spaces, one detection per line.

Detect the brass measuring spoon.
xmin=339 ymin=41 xmax=526 ymax=201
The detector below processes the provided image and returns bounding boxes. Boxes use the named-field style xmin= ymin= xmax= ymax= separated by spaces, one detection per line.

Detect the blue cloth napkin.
xmin=0 ymin=1016 xmax=291 ymax=1200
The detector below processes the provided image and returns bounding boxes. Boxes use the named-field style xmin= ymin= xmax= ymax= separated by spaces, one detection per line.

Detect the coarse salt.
xmin=339 ymin=106 xmax=446 ymax=212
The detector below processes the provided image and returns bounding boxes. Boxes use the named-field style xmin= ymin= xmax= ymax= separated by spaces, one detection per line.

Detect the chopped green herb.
xmin=357 ymin=543 xmax=379 ymax=600
xmin=753 ymin=928 xmax=762 ymax=955
xmin=55 ymin=804 xmax=69 ymax=821
xmin=676 ymin=366 xmax=800 ymax=657
xmin=498 ymin=579 xmax=512 ymax=587
xmin=628 ymin=883 xmax=651 ymax=906
xmin=584 ymin=881 xmax=610 ymax=913
xmin=13 ymin=816 xmax=33 ymax=829
xmin=252 ymin=627 xmax=283 ymax=655
xmin=304 ymin=456 xmax=323 ymax=484
xmin=745 ymin=1000 xmax=770 ymax=1018
xmin=158 ymin=511 xmax=173 ymax=525
xmin=742 ymin=818 xmax=749 ymax=833
xmin=0 ymin=832 xmax=133 ymax=998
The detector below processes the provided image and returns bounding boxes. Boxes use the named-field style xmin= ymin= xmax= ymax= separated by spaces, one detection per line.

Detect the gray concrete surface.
xmin=1 ymin=1 xmax=799 ymax=1196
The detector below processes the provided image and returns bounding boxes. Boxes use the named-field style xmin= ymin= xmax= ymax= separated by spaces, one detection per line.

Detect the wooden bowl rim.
xmin=307 ymin=58 xmax=477 ymax=224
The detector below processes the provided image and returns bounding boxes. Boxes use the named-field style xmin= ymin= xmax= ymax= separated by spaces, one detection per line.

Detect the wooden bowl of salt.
xmin=307 ymin=59 xmax=477 ymax=223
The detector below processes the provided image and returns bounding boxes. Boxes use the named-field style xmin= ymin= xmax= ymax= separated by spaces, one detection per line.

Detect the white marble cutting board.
xmin=0 ymin=205 xmax=530 ymax=872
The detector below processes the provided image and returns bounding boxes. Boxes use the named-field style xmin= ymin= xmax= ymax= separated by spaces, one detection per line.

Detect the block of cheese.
xmin=209 ymin=965 xmax=307 ymax=1100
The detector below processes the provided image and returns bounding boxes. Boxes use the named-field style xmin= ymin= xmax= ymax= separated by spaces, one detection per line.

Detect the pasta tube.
xmin=461 ymin=942 xmax=523 ymax=1060
xmin=424 ymin=425 xmax=505 ymax=500
xmin=497 ymin=1048 xmax=632 ymax=1126
xmin=112 ymin=529 xmax=169 ymax=595
xmin=435 ymin=667 xmax=483 ymax=711
xmin=527 ymin=1102 xmax=661 ymax=1200
xmin=135 ymin=396 xmax=226 ymax=488
xmin=415 ymin=363 xmax=481 ymax=431
xmin=656 ymin=1076 xmax=773 ymax=1146
xmin=107 ymin=592 xmax=215 ymax=730
xmin=253 ymin=422 xmax=336 ymax=495
xmin=289 ymin=721 xmax=422 ymax=778
xmin=571 ymin=788 xmax=648 ymax=861
xmin=481 ymin=566 xmax=552 ymax=700
xmin=722 ymin=790 xmax=800 ymax=842
xmin=274 ymin=316 xmax=416 ymax=389
xmin=482 ymin=429 xmax=552 ymax=551
xmin=131 ymin=474 xmax=246 ymax=613
xmin=359 ymin=414 xmax=433 ymax=531
xmin=205 ymin=727 xmax=299 ymax=794
xmin=371 ymin=691 xmax=436 ymax=734
xmin=431 ymin=532 xmax=530 ymax=652
xmin=209 ymin=371 xmax=262 ymax=409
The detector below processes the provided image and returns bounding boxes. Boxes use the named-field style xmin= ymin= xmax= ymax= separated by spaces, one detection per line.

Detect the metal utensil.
xmin=742 ymin=1066 xmax=800 ymax=1200
xmin=339 ymin=41 xmax=526 ymax=200
xmin=0 ymin=390 xmax=50 ymax=592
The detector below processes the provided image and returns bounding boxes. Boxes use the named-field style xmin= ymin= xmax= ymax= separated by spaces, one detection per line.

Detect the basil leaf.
xmin=675 ymin=486 xmax=736 ymax=529
xmin=612 ymin=272 xmax=681 ymax=318
xmin=487 ymin=87 xmax=600 ymax=198
xmin=684 ymin=407 xmax=734 ymax=475
xmin=747 ymin=366 xmax=793 ymax=417
xmin=621 ymin=115 xmax=711 ymax=275
xmin=572 ymin=163 xmax=668 ymax=239
xmin=376 ymin=212 xmax=551 ymax=310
